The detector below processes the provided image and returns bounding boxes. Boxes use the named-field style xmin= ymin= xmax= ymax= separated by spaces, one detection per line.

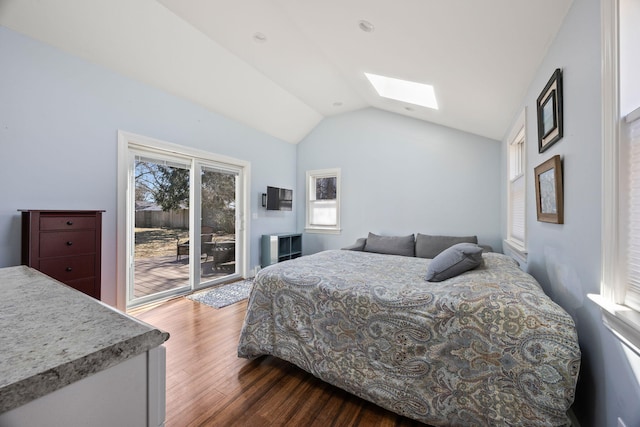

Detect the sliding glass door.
xmin=124 ymin=141 xmax=246 ymax=309
xmin=199 ymin=165 xmax=239 ymax=286
xmin=131 ymin=154 xmax=191 ymax=303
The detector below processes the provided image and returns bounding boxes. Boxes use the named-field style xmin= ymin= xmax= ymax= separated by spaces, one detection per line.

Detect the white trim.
xmin=147 ymin=346 xmax=166 ymax=427
xmin=503 ymin=238 xmax=528 ymax=256
xmin=596 ymin=0 xmax=640 ymax=350
xmin=509 ymin=172 xmax=524 ymax=183
xmin=305 ymin=227 xmax=342 ymax=235
xmin=503 ymin=239 xmax=528 ymax=268
xmin=506 ymin=108 xmax=527 ymax=254
xmin=123 ymin=131 xmax=250 ymax=169
xmin=506 ymin=109 xmax=526 ymax=144
xmin=116 ymin=133 xmax=129 ymax=311
xmin=305 ymin=168 xmax=341 ymax=233
xmin=117 ymin=130 xmax=250 ymax=310
xmin=627 ymin=105 xmax=640 ymax=123
xmin=600 ymin=0 xmax=622 ymax=303
xmin=588 ymin=294 xmax=640 ymax=356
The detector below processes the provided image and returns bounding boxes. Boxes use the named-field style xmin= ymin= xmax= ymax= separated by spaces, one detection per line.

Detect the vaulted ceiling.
xmin=0 ymin=0 xmax=573 ymax=143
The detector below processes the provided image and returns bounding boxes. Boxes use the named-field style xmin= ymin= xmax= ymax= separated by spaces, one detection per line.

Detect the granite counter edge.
xmin=0 ymin=328 xmax=169 ymax=414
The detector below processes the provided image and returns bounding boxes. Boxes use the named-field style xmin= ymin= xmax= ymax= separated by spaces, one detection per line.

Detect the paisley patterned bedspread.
xmin=237 ymin=250 xmax=580 ymax=426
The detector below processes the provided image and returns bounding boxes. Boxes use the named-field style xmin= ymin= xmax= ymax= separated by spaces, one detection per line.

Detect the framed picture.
xmin=534 ymin=155 xmax=564 ymax=224
xmin=537 ymin=68 xmax=563 ymax=153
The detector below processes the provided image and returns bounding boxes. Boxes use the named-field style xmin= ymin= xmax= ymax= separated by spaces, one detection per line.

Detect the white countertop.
xmin=0 ymin=266 xmax=169 ymax=413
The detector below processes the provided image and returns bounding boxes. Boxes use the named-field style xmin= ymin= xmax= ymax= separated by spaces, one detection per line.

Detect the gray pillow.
xmin=425 ymin=243 xmax=483 ymax=282
xmin=341 ymin=237 xmax=367 ymax=251
xmin=415 ymin=234 xmax=478 ymax=259
xmin=363 ymin=232 xmax=415 ymax=257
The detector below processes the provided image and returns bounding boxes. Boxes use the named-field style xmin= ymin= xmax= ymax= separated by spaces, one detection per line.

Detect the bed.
xmin=237 ymin=249 xmax=580 ymax=426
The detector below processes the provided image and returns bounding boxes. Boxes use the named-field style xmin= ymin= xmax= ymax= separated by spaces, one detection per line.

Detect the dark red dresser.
xmin=21 ymin=210 xmax=103 ymax=300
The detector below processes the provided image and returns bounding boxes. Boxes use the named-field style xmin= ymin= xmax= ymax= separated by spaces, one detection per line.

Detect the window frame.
xmin=116 ymin=130 xmax=250 ymax=311
xmin=592 ymin=0 xmax=640 ymax=354
xmin=305 ymin=168 xmax=341 ymax=234
xmin=504 ymin=110 xmax=528 ymax=259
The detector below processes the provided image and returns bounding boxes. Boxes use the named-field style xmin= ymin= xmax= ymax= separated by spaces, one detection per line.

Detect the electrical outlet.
xmin=618 ymin=417 xmax=627 ymax=427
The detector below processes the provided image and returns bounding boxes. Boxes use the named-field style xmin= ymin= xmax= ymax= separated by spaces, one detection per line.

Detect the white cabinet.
xmin=0 ymin=346 xmax=166 ymax=427
xmin=0 ymin=266 xmax=169 ymax=427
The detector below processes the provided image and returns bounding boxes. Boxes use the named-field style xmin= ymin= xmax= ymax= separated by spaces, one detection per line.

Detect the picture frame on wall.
xmin=536 ymin=68 xmax=563 ymax=153
xmin=534 ymin=155 xmax=564 ymax=224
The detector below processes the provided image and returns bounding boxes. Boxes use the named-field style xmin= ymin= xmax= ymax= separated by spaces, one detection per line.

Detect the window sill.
xmin=503 ymin=239 xmax=528 ymax=262
xmin=588 ymin=293 xmax=640 ymax=356
xmin=305 ymin=227 xmax=341 ymax=235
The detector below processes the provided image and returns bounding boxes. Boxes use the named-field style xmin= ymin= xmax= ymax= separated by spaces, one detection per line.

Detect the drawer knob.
xmin=66 ymin=221 xmax=74 ymax=226
xmin=66 ymin=267 xmax=73 ymax=272
xmin=66 ymin=241 xmax=73 ymax=246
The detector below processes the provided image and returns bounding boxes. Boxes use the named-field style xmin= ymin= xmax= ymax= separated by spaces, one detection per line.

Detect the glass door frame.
xmin=116 ymin=131 xmax=250 ymax=311
xmin=193 ymin=160 xmax=244 ymax=292
xmin=127 ymin=149 xmax=192 ymax=307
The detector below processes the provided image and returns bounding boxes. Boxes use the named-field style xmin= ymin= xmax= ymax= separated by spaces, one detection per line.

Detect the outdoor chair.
xmin=176 ymin=238 xmax=189 ymax=260
xmin=176 ymin=226 xmax=215 ymax=261
xmin=211 ymin=241 xmax=235 ymax=272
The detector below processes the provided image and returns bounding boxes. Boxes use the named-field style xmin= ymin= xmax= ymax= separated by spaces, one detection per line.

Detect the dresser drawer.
xmin=66 ymin=277 xmax=99 ymax=300
xmin=22 ymin=209 xmax=103 ymax=300
xmin=39 ymin=231 xmax=96 ymax=258
xmin=40 ymin=215 xmax=96 ymax=231
xmin=40 ymin=255 xmax=95 ymax=281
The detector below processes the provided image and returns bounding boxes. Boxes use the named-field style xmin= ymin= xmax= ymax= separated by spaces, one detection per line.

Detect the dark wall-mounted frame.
xmin=537 ymin=68 xmax=563 ymax=153
xmin=534 ymin=155 xmax=564 ymax=224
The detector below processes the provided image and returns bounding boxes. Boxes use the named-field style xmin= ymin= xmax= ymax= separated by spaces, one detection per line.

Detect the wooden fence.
xmin=135 ymin=209 xmax=188 ymax=229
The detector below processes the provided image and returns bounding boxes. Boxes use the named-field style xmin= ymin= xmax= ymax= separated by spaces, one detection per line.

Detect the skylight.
xmin=364 ymin=73 xmax=438 ymax=110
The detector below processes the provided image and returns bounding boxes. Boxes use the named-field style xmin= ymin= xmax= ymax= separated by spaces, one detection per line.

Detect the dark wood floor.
xmin=131 ymin=297 xmax=427 ymax=427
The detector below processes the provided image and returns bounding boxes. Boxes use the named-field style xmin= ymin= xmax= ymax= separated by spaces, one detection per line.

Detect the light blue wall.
xmin=501 ymin=0 xmax=640 ymax=425
xmin=0 ymin=27 xmax=297 ymax=306
xmin=297 ymin=108 xmax=502 ymax=254
xmin=4 ymin=4 xmax=635 ymax=422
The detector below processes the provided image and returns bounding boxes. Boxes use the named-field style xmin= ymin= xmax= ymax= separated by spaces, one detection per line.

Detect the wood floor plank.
xmin=131 ymin=297 xmax=427 ymax=426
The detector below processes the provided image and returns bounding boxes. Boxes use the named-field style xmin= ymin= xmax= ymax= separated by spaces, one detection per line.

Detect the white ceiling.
xmin=0 ymin=0 xmax=573 ymax=143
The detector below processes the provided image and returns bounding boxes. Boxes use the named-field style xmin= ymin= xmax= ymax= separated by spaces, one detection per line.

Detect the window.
xmin=595 ymin=0 xmax=640 ymax=351
xmin=625 ymin=110 xmax=640 ymax=311
xmin=364 ymin=73 xmax=439 ymax=110
xmin=505 ymin=110 xmax=527 ymax=257
xmin=306 ymin=169 xmax=341 ymax=234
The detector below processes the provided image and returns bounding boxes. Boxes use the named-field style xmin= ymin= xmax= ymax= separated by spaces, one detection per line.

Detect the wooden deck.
xmin=134 ymin=255 xmax=233 ymax=298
